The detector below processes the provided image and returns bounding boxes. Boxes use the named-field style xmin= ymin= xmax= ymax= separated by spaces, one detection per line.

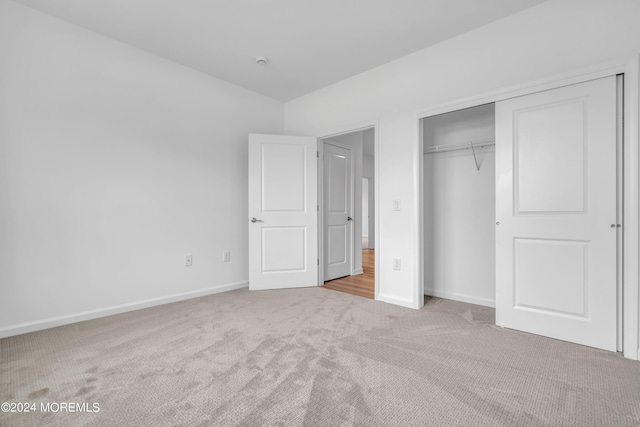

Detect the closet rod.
xmin=424 ymin=138 xmax=495 ymax=155
xmin=424 ymin=138 xmax=494 ymax=172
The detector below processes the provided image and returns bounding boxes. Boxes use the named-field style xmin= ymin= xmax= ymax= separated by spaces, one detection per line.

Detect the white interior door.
xmin=248 ymin=134 xmax=318 ymax=290
xmin=324 ymin=142 xmax=353 ymax=281
xmin=495 ymin=76 xmax=618 ymax=351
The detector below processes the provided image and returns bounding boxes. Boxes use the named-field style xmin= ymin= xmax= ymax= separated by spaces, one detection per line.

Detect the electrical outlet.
xmin=393 ymin=258 xmax=401 ymax=271
xmin=223 ymin=250 xmax=231 ymax=262
xmin=184 ymin=254 xmax=192 ymax=267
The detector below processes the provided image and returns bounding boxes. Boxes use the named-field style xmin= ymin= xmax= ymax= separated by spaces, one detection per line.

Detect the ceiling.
xmin=14 ymin=0 xmax=547 ymax=101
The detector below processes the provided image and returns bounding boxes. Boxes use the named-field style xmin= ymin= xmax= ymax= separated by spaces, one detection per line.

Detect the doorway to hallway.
xmin=320 ymin=127 xmax=376 ymax=299
xmin=324 ymin=249 xmax=374 ymax=299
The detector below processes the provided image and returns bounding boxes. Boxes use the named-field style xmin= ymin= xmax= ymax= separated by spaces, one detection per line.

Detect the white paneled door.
xmin=324 ymin=142 xmax=353 ymax=281
xmin=495 ymin=76 xmax=618 ymax=351
xmin=248 ymin=134 xmax=318 ymax=290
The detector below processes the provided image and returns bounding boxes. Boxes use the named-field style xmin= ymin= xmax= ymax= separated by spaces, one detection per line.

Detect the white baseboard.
xmin=377 ymin=293 xmax=418 ymax=309
xmin=0 ymin=281 xmax=248 ymax=339
xmin=352 ymin=268 xmax=364 ymax=275
xmin=424 ymin=288 xmax=495 ymax=308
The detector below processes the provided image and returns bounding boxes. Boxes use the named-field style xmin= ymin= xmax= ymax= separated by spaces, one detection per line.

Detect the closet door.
xmin=495 ymin=76 xmax=617 ymax=351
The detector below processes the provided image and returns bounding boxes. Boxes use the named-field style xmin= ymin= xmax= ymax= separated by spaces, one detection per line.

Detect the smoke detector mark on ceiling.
xmin=255 ymin=56 xmax=269 ymax=66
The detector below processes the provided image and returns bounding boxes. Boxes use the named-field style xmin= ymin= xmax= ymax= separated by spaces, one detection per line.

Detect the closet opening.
xmin=418 ymin=71 xmax=633 ymax=356
xmin=422 ymin=103 xmax=496 ymax=308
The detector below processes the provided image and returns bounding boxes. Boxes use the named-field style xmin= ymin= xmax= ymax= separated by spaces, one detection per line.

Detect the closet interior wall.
xmin=423 ymin=103 xmax=496 ymax=307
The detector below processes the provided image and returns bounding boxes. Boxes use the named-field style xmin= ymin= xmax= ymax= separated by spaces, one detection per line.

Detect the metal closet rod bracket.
xmin=424 ymin=138 xmax=495 ymax=172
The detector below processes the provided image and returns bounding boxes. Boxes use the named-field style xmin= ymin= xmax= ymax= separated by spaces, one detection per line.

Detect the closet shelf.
xmin=424 ymin=138 xmax=495 ymax=173
xmin=424 ymin=138 xmax=495 ymax=154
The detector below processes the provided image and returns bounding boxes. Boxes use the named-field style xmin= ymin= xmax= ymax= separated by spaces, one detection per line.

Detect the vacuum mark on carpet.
xmin=75 ymin=386 xmax=95 ymax=397
xmin=28 ymin=388 xmax=49 ymax=399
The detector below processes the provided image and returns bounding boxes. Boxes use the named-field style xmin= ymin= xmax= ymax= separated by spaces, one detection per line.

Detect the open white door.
xmin=495 ymin=76 xmax=618 ymax=351
xmin=248 ymin=134 xmax=318 ymax=290
xmin=324 ymin=142 xmax=353 ymax=281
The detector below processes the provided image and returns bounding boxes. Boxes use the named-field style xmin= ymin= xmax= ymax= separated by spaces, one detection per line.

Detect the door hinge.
xmin=317 ymin=151 xmax=319 ymax=158
xmin=317 ymin=259 xmax=319 ymax=265
xmin=317 ymin=205 xmax=319 ymax=211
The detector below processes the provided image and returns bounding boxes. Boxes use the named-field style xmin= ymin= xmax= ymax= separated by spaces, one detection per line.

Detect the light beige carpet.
xmin=1 ymin=287 xmax=640 ymax=426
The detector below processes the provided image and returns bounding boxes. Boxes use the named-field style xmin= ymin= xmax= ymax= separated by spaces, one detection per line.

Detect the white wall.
xmin=0 ymin=1 xmax=283 ymax=336
xmin=424 ymin=104 xmax=495 ymax=307
xmin=284 ymin=0 xmax=640 ymax=311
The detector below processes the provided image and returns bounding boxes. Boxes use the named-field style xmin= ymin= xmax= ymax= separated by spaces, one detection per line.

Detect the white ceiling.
xmin=14 ymin=0 xmax=547 ymax=101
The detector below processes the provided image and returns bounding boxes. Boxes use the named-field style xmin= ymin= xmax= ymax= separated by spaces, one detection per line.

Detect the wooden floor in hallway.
xmin=323 ymin=249 xmax=374 ymax=299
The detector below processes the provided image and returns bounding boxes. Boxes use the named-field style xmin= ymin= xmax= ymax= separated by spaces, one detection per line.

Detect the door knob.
xmin=250 ymin=217 xmax=264 ymax=223
xmin=347 ymin=217 xmax=353 ymax=221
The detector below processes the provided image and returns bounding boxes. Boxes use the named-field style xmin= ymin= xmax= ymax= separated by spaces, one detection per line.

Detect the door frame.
xmin=318 ymin=125 xmax=379 ymax=300
xmin=416 ymin=55 xmax=639 ymax=360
